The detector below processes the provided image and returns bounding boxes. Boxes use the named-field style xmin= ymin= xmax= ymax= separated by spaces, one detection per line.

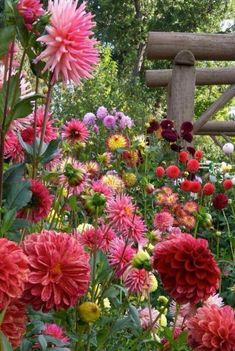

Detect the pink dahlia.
xmin=17 ymin=0 xmax=44 ymax=30
xmin=62 ymin=119 xmax=89 ymax=144
xmin=154 ymin=211 xmax=174 ymax=231
xmin=79 ymin=227 xmax=104 ymax=251
xmin=0 ymin=239 xmax=28 ymax=309
xmin=187 ymin=305 xmax=235 ymax=351
xmin=108 ymin=238 xmax=135 ymax=278
xmin=22 ymin=230 xmax=90 ymax=311
xmin=43 ymin=323 xmax=69 ymax=343
xmin=121 ymin=215 xmax=146 ymax=243
xmin=0 ymin=299 xmax=27 ymax=349
xmin=139 ymin=307 xmax=160 ymax=330
xmin=17 ymin=179 xmax=53 ymax=223
xmin=106 ymin=194 xmax=136 ymax=229
xmin=99 ymin=223 xmax=116 ymax=251
xmin=4 ymin=130 xmax=24 ymax=163
xmin=35 ymin=0 xmax=99 ymax=84
xmin=123 ymin=268 xmax=150 ymax=294
xmin=91 ymin=180 xmax=112 ymax=199
xmin=28 ymin=107 xmax=57 ymax=143
xmin=153 ymin=233 xmax=220 ymax=304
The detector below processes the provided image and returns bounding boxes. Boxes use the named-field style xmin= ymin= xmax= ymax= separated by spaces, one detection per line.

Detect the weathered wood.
xmin=194 ymin=84 xmax=235 ymax=132
xmin=196 ymin=121 xmax=235 ymax=135
xmin=168 ymin=50 xmax=196 ymax=130
xmin=146 ymin=68 xmax=235 ymax=87
xmin=147 ymin=32 xmax=235 ymax=61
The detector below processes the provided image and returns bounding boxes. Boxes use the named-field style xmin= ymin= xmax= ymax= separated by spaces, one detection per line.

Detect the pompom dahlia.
xmin=154 ymin=211 xmax=174 ymax=232
xmin=35 ymin=0 xmax=99 ymax=84
xmin=153 ymin=233 xmax=220 ymax=304
xmin=17 ymin=0 xmax=44 ymax=30
xmin=62 ymin=119 xmax=89 ymax=144
xmin=0 ymin=300 xmax=27 ymax=349
xmin=108 ymin=238 xmax=135 ymax=278
xmin=22 ymin=230 xmax=90 ymax=311
xmin=17 ymin=179 xmax=53 ymax=223
xmin=0 ymin=239 xmax=28 ymax=309
xmin=187 ymin=305 xmax=235 ymax=351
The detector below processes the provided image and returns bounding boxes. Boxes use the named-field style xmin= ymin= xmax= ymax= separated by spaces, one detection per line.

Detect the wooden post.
xmin=168 ymin=50 xmax=196 ymax=131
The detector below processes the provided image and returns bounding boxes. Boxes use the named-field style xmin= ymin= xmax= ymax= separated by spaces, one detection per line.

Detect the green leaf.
xmin=0 ymin=208 xmax=16 ymax=236
xmin=20 ymin=339 xmax=32 ymax=351
xmin=38 ymin=335 xmax=47 ymax=351
xmin=6 ymin=181 xmax=32 ymax=211
xmin=0 ymin=26 xmax=15 ymax=57
xmin=18 ymin=133 xmax=33 ymax=155
xmin=129 ymin=304 xmax=141 ymax=329
xmin=0 ymin=331 xmax=13 ymax=351
xmin=3 ymin=163 xmax=25 ymax=184
xmin=41 ymin=138 xmax=61 ymax=164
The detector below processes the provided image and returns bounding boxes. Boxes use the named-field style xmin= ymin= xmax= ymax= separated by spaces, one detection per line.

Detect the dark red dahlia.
xmin=153 ymin=233 xmax=220 ymax=304
xmin=160 ymin=119 xmax=174 ymax=129
xmin=162 ymin=130 xmax=178 ymax=142
xmin=212 ymin=193 xmax=228 ymax=210
xmin=147 ymin=120 xmax=160 ymax=134
xmin=180 ymin=121 xmax=193 ymax=133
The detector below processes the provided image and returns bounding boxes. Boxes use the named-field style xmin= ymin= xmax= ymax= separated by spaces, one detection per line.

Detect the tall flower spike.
xmin=35 ymin=0 xmax=99 ymax=84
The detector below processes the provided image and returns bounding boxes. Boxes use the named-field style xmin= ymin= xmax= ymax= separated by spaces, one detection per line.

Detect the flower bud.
xmin=132 ymin=250 xmax=151 ymax=271
xmin=77 ymin=302 xmax=101 ymax=323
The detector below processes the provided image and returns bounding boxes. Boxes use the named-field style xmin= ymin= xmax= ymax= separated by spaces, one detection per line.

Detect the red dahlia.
xmin=180 ymin=180 xmax=192 ymax=192
xmin=212 ymin=193 xmax=228 ymax=210
xmin=22 ymin=230 xmax=90 ymax=311
xmin=153 ymin=233 xmax=220 ymax=304
xmin=187 ymin=159 xmax=200 ymax=173
xmin=166 ymin=165 xmax=180 ymax=179
xmin=203 ymin=182 xmax=215 ymax=196
xmin=155 ymin=166 xmax=165 ymax=177
xmin=0 ymin=238 xmax=28 ymax=309
xmin=223 ymin=179 xmax=233 ymax=190
xmin=17 ymin=179 xmax=53 ymax=223
xmin=187 ymin=304 xmax=235 ymax=351
xmin=178 ymin=151 xmax=189 ymax=162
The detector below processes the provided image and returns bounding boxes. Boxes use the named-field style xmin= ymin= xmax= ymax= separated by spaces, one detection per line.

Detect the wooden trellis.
xmin=145 ymin=32 xmax=235 ymax=140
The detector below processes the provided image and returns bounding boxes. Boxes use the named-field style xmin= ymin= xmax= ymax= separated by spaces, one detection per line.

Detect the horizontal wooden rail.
xmin=146 ymin=68 xmax=235 ymax=87
xmin=147 ymin=32 xmax=235 ymax=61
xmin=195 ymin=121 xmax=235 ymax=135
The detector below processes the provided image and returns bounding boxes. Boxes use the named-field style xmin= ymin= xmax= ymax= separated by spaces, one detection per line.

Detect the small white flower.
xmin=222 ymin=143 xmax=234 ymax=154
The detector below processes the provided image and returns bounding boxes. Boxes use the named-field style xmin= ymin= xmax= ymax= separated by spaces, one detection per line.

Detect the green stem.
xmin=32 ymin=77 xmax=39 ymax=178
xmin=222 ymin=210 xmax=234 ymax=261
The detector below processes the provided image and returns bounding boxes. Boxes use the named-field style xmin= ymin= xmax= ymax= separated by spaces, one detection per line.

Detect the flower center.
xmin=51 ymin=263 xmax=61 ymax=274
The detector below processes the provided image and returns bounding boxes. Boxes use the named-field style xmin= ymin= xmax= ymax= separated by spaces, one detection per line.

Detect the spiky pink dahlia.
xmin=62 ymin=119 xmax=89 ymax=144
xmin=187 ymin=305 xmax=235 ymax=351
xmin=123 ymin=268 xmax=150 ymax=294
xmin=79 ymin=227 xmax=104 ymax=251
xmin=17 ymin=179 xmax=53 ymax=223
xmin=121 ymin=215 xmax=146 ymax=243
xmin=17 ymin=0 xmax=44 ymax=30
xmin=35 ymin=0 xmax=99 ymax=84
xmin=0 ymin=300 xmax=27 ymax=349
xmin=0 ymin=239 xmax=28 ymax=310
xmin=22 ymin=230 xmax=90 ymax=311
xmin=108 ymin=238 xmax=135 ymax=278
xmin=106 ymin=194 xmax=136 ymax=229
xmin=43 ymin=323 xmax=69 ymax=343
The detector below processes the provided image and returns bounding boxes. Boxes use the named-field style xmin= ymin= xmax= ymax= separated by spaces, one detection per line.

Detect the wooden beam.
xmin=168 ymin=50 xmax=196 ymax=130
xmin=146 ymin=68 xmax=235 ymax=87
xmin=196 ymin=121 xmax=235 ymax=135
xmin=193 ymin=84 xmax=235 ymax=132
xmin=147 ymin=32 xmax=235 ymax=61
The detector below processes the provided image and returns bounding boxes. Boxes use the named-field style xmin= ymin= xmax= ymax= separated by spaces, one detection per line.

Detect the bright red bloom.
xmin=155 ymin=166 xmax=165 ymax=177
xmin=195 ymin=149 xmax=203 ymax=161
xmin=62 ymin=119 xmax=89 ymax=144
xmin=187 ymin=305 xmax=235 ymax=351
xmin=0 ymin=239 xmax=28 ymax=310
xmin=17 ymin=179 xmax=53 ymax=223
xmin=190 ymin=181 xmax=201 ymax=193
xmin=123 ymin=268 xmax=150 ymax=294
xmin=166 ymin=165 xmax=180 ymax=179
xmin=180 ymin=180 xmax=192 ymax=192
xmin=187 ymin=159 xmax=200 ymax=173
xmin=212 ymin=193 xmax=228 ymax=210
xmin=0 ymin=300 xmax=27 ymax=349
xmin=35 ymin=0 xmax=99 ymax=84
xmin=223 ymin=179 xmax=233 ymax=190
xmin=17 ymin=0 xmax=44 ymax=30
xmin=203 ymin=182 xmax=215 ymax=196
xmin=154 ymin=211 xmax=174 ymax=231
xmin=178 ymin=151 xmax=189 ymax=162
xmin=108 ymin=238 xmax=135 ymax=278
xmin=153 ymin=233 xmax=220 ymax=304
xmin=22 ymin=230 xmax=90 ymax=311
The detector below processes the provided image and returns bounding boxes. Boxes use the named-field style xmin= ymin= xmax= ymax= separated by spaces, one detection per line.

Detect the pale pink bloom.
xmin=35 ymin=0 xmax=99 ymax=84
xmin=153 ymin=211 xmax=174 ymax=231
xmin=62 ymin=119 xmax=89 ymax=144
xmin=204 ymin=293 xmax=224 ymax=308
xmin=96 ymin=106 xmax=108 ymax=119
xmin=139 ymin=307 xmax=160 ymax=330
xmin=84 ymin=162 xmax=100 ymax=179
xmin=43 ymin=323 xmax=69 ymax=343
xmin=108 ymin=238 xmax=135 ymax=278
xmin=123 ymin=268 xmax=150 ymax=294
xmin=17 ymin=0 xmax=44 ymax=30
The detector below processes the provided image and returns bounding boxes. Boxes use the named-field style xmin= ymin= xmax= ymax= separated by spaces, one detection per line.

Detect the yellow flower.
xmin=106 ymin=134 xmax=128 ymax=151
xmin=149 ymin=273 xmax=158 ymax=293
xmin=77 ymin=302 xmax=101 ymax=323
xmin=122 ymin=172 xmax=137 ymax=187
xmin=101 ymin=174 xmax=125 ymax=193
xmin=77 ymin=223 xmax=94 ymax=233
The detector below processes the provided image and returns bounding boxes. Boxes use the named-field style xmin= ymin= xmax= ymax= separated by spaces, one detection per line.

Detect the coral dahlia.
xmin=0 ymin=239 xmax=28 ymax=309
xmin=154 ymin=211 xmax=174 ymax=232
xmin=187 ymin=304 xmax=235 ymax=351
xmin=17 ymin=179 xmax=53 ymax=223
xmin=22 ymin=230 xmax=90 ymax=311
xmin=153 ymin=233 xmax=220 ymax=304
xmin=35 ymin=0 xmax=99 ymax=84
